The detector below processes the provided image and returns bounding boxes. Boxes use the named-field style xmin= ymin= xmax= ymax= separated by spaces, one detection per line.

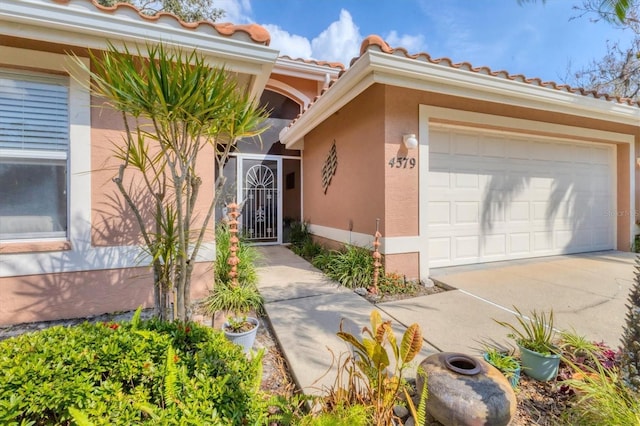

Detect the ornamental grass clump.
xmin=314 ymin=245 xmax=375 ymax=289
xmin=203 ymin=204 xmax=263 ymax=333
xmin=620 ymin=257 xmax=640 ymax=392
xmin=495 ymin=306 xmax=558 ymax=355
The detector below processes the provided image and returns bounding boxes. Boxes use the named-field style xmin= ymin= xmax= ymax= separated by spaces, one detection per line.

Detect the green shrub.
xmin=0 ymin=316 xmax=266 ymax=425
xmin=215 ymin=222 xmax=260 ymax=286
xmin=314 ymin=245 xmax=374 ymax=288
xmin=299 ymin=404 xmax=371 ymax=425
xmin=377 ymin=272 xmax=426 ymax=296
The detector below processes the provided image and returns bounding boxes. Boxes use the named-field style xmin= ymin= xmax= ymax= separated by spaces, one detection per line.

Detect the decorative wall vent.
xmin=321 ymin=141 xmax=338 ymax=194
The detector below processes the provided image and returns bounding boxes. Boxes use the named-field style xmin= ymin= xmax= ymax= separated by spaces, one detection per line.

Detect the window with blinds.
xmin=0 ymin=70 xmax=69 ymax=240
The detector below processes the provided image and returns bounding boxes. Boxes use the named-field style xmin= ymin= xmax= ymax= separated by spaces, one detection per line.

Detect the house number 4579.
xmin=388 ymin=156 xmax=416 ymax=169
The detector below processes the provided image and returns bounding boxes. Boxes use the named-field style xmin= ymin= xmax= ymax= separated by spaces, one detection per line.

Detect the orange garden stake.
xmin=371 ymin=218 xmax=382 ymax=294
xmin=227 ymin=202 xmax=240 ymax=288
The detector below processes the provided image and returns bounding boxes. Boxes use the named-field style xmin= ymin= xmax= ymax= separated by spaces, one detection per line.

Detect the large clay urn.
xmin=416 ymin=352 xmax=516 ymax=426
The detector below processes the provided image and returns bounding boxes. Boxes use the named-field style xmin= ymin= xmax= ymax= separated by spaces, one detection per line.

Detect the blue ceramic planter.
xmin=483 ymin=352 xmax=521 ymax=389
xmin=518 ymin=345 xmax=560 ymax=381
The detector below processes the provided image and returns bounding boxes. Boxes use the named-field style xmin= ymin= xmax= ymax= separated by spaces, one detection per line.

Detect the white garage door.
xmin=428 ymin=126 xmax=615 ymax=268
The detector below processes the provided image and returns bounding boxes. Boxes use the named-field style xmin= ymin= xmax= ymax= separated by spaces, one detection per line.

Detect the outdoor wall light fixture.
xmin=403 ymin=134 xmax=418 ymax=149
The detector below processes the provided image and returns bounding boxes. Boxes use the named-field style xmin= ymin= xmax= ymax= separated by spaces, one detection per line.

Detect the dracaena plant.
xmin=494 ymin=307 xmax=557 ymax=355
xmin=71 ymin=42 xmax=269 ymax=321
xmin=336 ymin=310 xmax=423 ymax=426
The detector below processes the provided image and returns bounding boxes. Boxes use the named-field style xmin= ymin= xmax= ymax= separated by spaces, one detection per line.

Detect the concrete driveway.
xmin=378 ymin=251 xmax=636 ymax=354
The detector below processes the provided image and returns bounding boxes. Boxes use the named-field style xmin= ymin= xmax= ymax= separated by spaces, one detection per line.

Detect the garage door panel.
xmin=430 ymin=132 xmax=451 ymax=153
xmin=506 ymin=139 xmax=530 ymax=159
xmin=428 ymin=128 xmax=615 ymax=267
xmin=455 ymin=236 xmax=479 ymax=258
xmin=429 ymin=202 xmax=450 ymax=225
xmin=484 ymin=234 xmax=507 ymax=256
xmin=510 ymin=233 xmax=531 ymax=254
xmin=509 ymin=202 xmax=530 ymax=221
xmin=429 ymin=169 xmax=450 ymax=188
xmin=453 ymin=133 xmax=479 ymax=155
xmin=455 ymin=202 xmax=479 ymax=224
xmin=454 ymin=171 xmax=480 ymax=188
xmin=429 ymin=238 xmax=451 ymax=265
xmin=480 ymin=137 xmax=506 ymax=157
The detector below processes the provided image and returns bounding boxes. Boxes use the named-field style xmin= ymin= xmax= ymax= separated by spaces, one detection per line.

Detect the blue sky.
xmin=217 ymin=0 xmax=635 ymax=84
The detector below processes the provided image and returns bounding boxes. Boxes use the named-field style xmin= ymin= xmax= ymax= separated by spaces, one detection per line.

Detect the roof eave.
xmin=281 ymin=54 xmax=375 ymax=149
xmin=368 ymin=50 xmax=640 ymax=126
xmin=274 ymin=57 xmax=342 ymax=82
xmin=0 ymin=0 xmax=279 ymax=99
xmin=281 ymin=50 xmax=640 ymax=149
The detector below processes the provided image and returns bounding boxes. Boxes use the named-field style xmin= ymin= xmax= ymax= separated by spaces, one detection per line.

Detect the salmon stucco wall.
xmin=383 ymin=85 xmax=420 ymax=237
xmin=0 ymin=263 xmax=212 ymax=326
xmin=384 ymin=253 xmax=419 ymax=278
xmin=91 ymin=98 xmax=217 ymax=247
xmin=270 ymin=74 xmax=321 ymax=105
xmin=302 ymin=85 xmax=386 ymax=236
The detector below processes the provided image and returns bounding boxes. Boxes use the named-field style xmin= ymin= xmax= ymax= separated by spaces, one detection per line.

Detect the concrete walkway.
xmin=256 ymin=246 xmax=636 ymax=395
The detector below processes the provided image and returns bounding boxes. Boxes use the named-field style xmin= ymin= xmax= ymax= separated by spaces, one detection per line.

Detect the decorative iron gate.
xmin=242 ymin=162 xmax=278 ymax=242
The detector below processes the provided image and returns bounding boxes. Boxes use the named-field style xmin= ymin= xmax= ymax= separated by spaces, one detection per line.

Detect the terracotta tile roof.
xmin=360 ymin=34 xmax=639 ymax=107
xmin=53 ymin=0 xmax=271 ymax=45
xmin=278 ymin=55 xmax=345 ymax=71
xmin=280 ymin=34 xmax=639 ymax=139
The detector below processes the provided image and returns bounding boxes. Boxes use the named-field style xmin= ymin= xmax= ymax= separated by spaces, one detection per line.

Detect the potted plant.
xmin=494 ymin=307 xmax=560 ymax=381
xmin=202 ymin=203 xmax=263 ymax=354
xmin=483 ymin=346 xmax=521 ymax=389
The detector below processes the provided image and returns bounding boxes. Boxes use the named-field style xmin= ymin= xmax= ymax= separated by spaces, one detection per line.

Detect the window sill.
xmin=0 ymin=240 xmax=72 ymax=254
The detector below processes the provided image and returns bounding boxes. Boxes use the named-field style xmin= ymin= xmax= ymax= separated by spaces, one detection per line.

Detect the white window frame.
xmin=0 ymin=46 xmax=93 ymax=277
xmin=0 ymin=69 xmax=70 ymax=241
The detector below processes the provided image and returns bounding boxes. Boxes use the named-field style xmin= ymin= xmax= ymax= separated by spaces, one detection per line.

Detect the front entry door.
xmin=239 ymin=157 xmax=280 ymax=243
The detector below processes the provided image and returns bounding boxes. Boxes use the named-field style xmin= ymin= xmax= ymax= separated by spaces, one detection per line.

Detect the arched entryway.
xmin=217 ymin=90 xmax=302 ymax=244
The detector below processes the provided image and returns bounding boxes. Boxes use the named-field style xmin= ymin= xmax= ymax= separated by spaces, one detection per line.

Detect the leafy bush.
xmin=299 ymin=404 xmax=371 ymax=425
xmin=377 ymin=272 xmax=427 ymax=296
xmin=314 ymin=245 xmax=374 ymax=289
xmin=0 ymin=313 xmax=267 ymax=425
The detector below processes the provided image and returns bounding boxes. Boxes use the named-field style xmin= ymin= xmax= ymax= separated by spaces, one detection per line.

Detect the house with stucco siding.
xmin=1 ymin=0 xmax=638 ymax=325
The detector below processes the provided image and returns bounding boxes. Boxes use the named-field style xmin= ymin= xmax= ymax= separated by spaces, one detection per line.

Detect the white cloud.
xmin=215 ymin=0 xmax=252 ymax=24
xmin=309 ymin=9 xmax=362 ymax=66
xmin=263 ymin=24 xmax=313 ymax=59
xmin=384 ymin=31 xmax=426 ymax=54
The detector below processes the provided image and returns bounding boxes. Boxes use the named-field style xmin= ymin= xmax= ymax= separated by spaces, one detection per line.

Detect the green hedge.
xmin=0 ymin=316 xmax=266 ymax=425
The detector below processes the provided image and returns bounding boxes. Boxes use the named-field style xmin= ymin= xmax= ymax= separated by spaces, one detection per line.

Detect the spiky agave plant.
xmin=620 ymin=257 xmax=640 ymax=392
